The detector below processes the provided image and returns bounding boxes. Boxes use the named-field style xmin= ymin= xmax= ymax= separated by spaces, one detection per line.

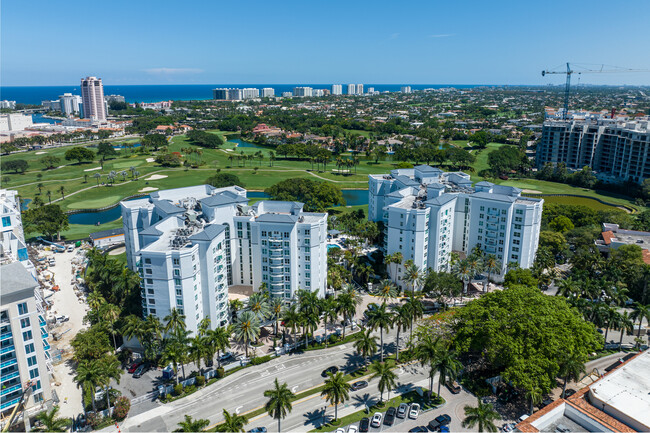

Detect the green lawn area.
xmin=532 ymin=195 xmax=622 ymax=211
xmin=343 ymin=129 xmax=371 ymax=138
xmin=469 ymin=142 xmax=507 ymax=178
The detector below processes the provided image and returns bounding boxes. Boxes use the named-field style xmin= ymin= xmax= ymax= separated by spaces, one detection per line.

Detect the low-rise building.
xmin=596 ymin=223 xmax=650 ymax=264
xmin=0 ymin=114 xmax=33 ymax=132
xmin=89 ymin=228 xmax=125 ymax=248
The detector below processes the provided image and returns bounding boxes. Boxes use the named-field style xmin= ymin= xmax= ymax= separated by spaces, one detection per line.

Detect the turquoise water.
xmin=229 ymin=138 xmax=264 ymax=149
xmin=327 ymin=244 xmax=341 ymax=251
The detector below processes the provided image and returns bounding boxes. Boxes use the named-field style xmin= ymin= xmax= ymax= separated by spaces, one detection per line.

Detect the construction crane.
xmin=1 ymin=381 xmax=33 ymax=432
xmin=541 ymin=62 xmax=650 ymax=119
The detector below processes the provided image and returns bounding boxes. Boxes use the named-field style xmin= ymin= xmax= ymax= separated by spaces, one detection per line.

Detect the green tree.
xmin=74 ymin=359 xmax=103 ymax=412
xmin=265 ymin=178 xmax=345 ymax=212
xmin=264 ymin=378 xmax=295 ymax=433
xmin=96 ymin=141 xmax=118 ymax=159
xmin=369 ymin=361 xmax=397 ymax=402
xmin=205 ymin=172 xmax=244 ymax=188
xmin=164 ymin=308 xmax=187 ymax=337
xmin=39 ymin=155 xmax=61 ymax=169
xmin=366 ymin=303 xmax=393 ymax=362
xmin=33 ymin=406 xmax=71 ymax=432
xmin=142 ymin=133 xmax=168 ymax=150
xmin=22 ymin=204 xmax=69 ymax=241
xmin=630 ymin=302 xmax=650 ymax=337
xmin=353 ymin=329 xmax=378 ymax=365
xmin=177 ymin=415 xmax=210 ymax=432
xmin=321 ymin=372 xmax=351 ymax=421
xmin=218 ymin=409 xmax=248 ymax=433
xmin=559 ymin=352 xmax=586 ymax=398
xmin=233 ymin=311 xmax=260 ymax=357
xmin=64 ymin=146 xmax=95 ymax=164
xmin=1 ymin=159 xmax=28 ymax=173
xmin=391 ymin=303 xmax=411 ymax=362
xmin=462 ymin=398 xmax=499 ymax=433
xmin=549 ymin=215 xmax=575 ymax=233
xmin=377 ymin=279 xmax=398 ymax=304
xmin=432 ymin=348 xmax=462 ymax=396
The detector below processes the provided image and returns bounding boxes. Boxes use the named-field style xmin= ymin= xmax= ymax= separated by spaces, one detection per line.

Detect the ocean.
xmin=0 ymin=84 xmax=485 ymax=104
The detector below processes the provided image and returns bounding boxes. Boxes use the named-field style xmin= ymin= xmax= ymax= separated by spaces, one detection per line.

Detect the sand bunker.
xmin=35 ymin=151 xmax=47 ymax=155
xmin=145 ymin=174 xmax=168 ymax=181
xmin=522 ymin=189 xmax=543 ymax=194
xmin=146 ymin=157 xmax=155 ymax=163
xmin=138 ymin=187 xmax=159 ymax=192
xmin=108 ymin=246 xmax=126 ymax=255
xmin=84 ymin=166 xmax=102 ymax=172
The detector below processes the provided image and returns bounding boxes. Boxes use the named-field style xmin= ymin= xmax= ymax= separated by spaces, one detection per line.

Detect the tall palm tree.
xmin=164 ymin=308 xmax=187 ymax=337
xmin=99 ymin=302 xmax=121 ymax=351
xmin=177 ymin=415 xmax=210 ymax=432
xmin=270 ymin=296 xmax=284 ymax=336
xmin=414 ymin=333 xmax=442 ymax=393
xmin=526 ymin=386 xmax=543 ymax=415
xmin=320 ymin=296 xmax=338 ymax=347
xmin=246 ymin=292 xmax=270 ymax=322
xmin=336 ymin=286 xmax=362 ymax=337
xmin=189 ymin=336 xmax=207 ymax=375
xmin=229 ymin=299 xmax=244 ymax=321
xmin=559 ymin=353 xmax=586 ymax=398
xmin=462 ymin=398 xmax=499 ymax=433
xmin=233 ymin=311 xmax=260 ymax=357
xmin=46 ymin=190 xmax=52 ymax=204
xmin=631 ymin=302 xmax=650 ymax=337
xmin=59 ymin=185 xmax=65 ymax=199
xmin=282 ymin=304 xmax=301 ymax=345
xmin=353 ymin=329 xmax=378 ymax=365
xmin=432 ymin=349 xmax=462 ymax=396
xmin=391 ymin=304 xmax=411 ymax=362
xmin=74 ymin=360 xmax=103 ymax=412
xmin=33 ymin=406 xmax=70 ymax=432
xmin=366 ymin=303 xmax=393 ymax=362
xmin=161 ymin=340 xmax=185 ymax=384
xmin=99 ymin=356 xmax=121 ymax=414
xmin=220 ymin=409 xmax=248 ymax=432
xmin=484 ymin=254 xmax=501 ymax=291
xmin=403 ymin=262 xmax=423 ymax=293
xmin=616 ymin=311 xmax=634 ymax=347
xmin=321 ymin=372 xmax=351 ymax=421
xmin=302 ymin=311 xmax=319 ymax=348
xmin=453 ymin=259 xmax=473 ymax=294
xmin=603 ymin=306 xmax=619 ymax=342
xmin=377 ymin=279 xmax=398 ymax=304
xmin=404 ymin=292 xmax=424 ymax=339
xmin=208 ymin=325 xmax=231 ymax=368
xmin=36 ymin=183 xmax=44 ymax=194
xmin=264 ymin=378 xmax=295 ymax=433
xmin=369 ymin=361 xmax=397 ymax=403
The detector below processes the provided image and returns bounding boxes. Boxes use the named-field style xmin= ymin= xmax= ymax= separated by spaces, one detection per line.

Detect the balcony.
xmin=43 ymin=342 xmax=50 ymax=351
xmin=0 ymin=384 xmax=21 ymax=397
xmin=0 ymin=345 xmax=15 ymax=356
xmin=0 ymin=371 xmax=19 ymax=384
xmin=0 ymin=397 xmax=21 ymax=411
xmin=0 ymin=333 xmax=12 ymax=343
xmin=38 ymin=315 xmax=46 ymax=327
xmin=0 ymin=359 xmax=17 ymax=369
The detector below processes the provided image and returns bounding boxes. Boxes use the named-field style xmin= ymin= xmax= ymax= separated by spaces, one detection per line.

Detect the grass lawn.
xmin=343 ymin=129 xmax=371 ymax=138
xmin=66 ymin=195 xmax=123 ymax=209
xmin=533 ymin=195 xmax=622 ymax=211
xmin=27 ymin=218 xmax=125 ymax=242
xmin=469 ymin=142 xmax=507 ymax=178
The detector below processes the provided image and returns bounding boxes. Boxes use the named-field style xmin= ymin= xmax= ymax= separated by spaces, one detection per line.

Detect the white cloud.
xmin=429 ymin=34 xmax=454 ymax=38
xmin=144 ymin=68 xmax=204 ymax=75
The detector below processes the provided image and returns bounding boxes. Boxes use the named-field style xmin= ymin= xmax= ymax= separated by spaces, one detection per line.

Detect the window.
xmin=305 ymin=247 xmax=310 ymax=253
xmin=478 ymin=229 xmax=483 ymax=234
xmin=177 ymin=299 xmax=183 ymax=306
xmin=174 ymin=269 xmax=180 ymax=276
xmin=515 ymin=217 xmax=522 ymax=223
xmin=479 ymin=221 xmax=484 ymax=226
xmin=175 ymin=289 xmax=182 ymax=296
xmin=1 ymin=216 xmax=10 ymax=227
xmin=305 ymin=229 xmax=310 ymax=235
xmin=146 ymin=278 xmax=153 ymax=285
xmin=27 ymin=356 xmax=37 ymax=367
xmin=25 ymin=343 xmax=35 ymax=354
xmin=23 ymin=330 xmax=33 ymax=341
xmin=305 ymin=273 xmax=311 ymax=279
xmin=31 ymin=380 xmax=41 ymax=392
xmin=513 ymin=247 xmax=519 ymax=252
xmin=29 ymin=368 xmax=39 ymax=379
xmin=20 ymin=318 xmax=30 ymax=329
xmin=305 ymin=256 xmax=310 ymax=262
xmin=262 ymin=266 xmax=268 ymax=272
xmin=145 ymin=269 xmax=152 ymax=275
xmin=148 ymin=299 xmax=155 ymax=304
xmin=149 ymin=308 xmax=156 ymax=314
xmin=516 ymin=209 xmax=523 ymax=215
xmin=305 ymin=264 xmax=310 ymax=270
xmin=173 ymin=258 xmax=180 ymax=266
xmin=513 ymin=239 xmax=520 ymax=245
xmin=514 ymin=224 xmax=521 ymax=230
xmin=480 ymin=206 xmax=485 ymax=211
xmin=479 ymin=213 xmax=484 ymax=219
xmin=148 ymin=289 xmax=154 ymax=294
xmin=284 ymin=232 xmax=289 ymax=238
xmin=514 ymin=232 xmax=521 ymax=237
xmin=144 ymin=258 xmax=151 ymax=264
xmin=511 ymin=254 xmax=518 ymax=260
xmin=261 ymin=231 xmax=267 ymax=237
xmin=174 ymin=278 xmax=181 ymax=286
xmin=17 ymin=303 xmax=28 ymax=315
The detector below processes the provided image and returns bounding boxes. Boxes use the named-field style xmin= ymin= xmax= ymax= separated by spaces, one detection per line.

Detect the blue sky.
xmin=2 ymin=0 xmax=649 ymax=86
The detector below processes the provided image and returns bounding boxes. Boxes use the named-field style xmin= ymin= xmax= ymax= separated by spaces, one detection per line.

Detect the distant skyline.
xmin=2 ymin=0 xmax=650 ymax=87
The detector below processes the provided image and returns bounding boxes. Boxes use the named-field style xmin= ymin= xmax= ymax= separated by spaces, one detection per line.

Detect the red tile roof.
xmin=601 ymin=231 xmax=615 ymax=245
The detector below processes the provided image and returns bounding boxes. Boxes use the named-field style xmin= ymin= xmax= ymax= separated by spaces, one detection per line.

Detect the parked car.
xmin=428 ymin=414 xmax=451 ymax=431
xmin=219 ymin=352 xmax=234 ymax=363
xmin=397 ymin=403 xmax=409 ymax=419
xmin=446 ymin=380 xmax=461 ymax=394
xmin=371 ymin=413 xmax=383 ymax=428
xmin=67 ymin=245 xmax=75 ymax=252
xmin=132 ymin=364 xmax=147 ymax=378
xmin=55 ymin=315 xmax=69 ymax=323
xmin=351 ymin=380 xmax=368 ymax=391
xmin=127 ymin=360 xmax=143 ymax=373
xmin=321 ymin=366 xmax=339 ymax=377
xmin=248 ymin=428 xmax=267 ymax=433
xmin=384 ymin=407 xmax=396 ymax=426
xmin=335 ymin=429 xmax=345 ymax=433
xmin=563 ymin=389 xmax=576 ymax=398
xmin=358 ymin=417 xmax=370 ymax=433
xmin=439 ymin=426 xmax=450 ymax=433
xmin=409 ymin=403 xmax=420 ymax=419
xmin=408 ymin=427 xmax=427 ymax=433
xmin=347 ymin=426 xmax=358 ymax=433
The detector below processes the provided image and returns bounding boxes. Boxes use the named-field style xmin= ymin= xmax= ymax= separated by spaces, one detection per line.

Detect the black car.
xmin=428 ymin=414 xmax=451 ymax=431
xmin=248 ymin=428 xmax=267 ymax=433
xmin=321 ymin=366 xmax=339 ymax=377
xmin=408 ymin=427 xmax=428 ymax=433
xmin=384 ymin=407 xmax=397 ymax=426
xmin=563 ymin=389 xmax=577 ymax=398
xmin=351 ymin=380 xmax=368 ymax=391
xmin=358 ymin=417 xmax=370 ymax=433
xmin=132 ymin=364 xmax=147 ymax=378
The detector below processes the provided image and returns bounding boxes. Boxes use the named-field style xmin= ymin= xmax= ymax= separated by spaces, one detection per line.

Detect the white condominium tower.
xmin=369 ymin=165 xmax=543 ymax=288
xmin=401 ymin=86 xmax=412 ymax=93
xmin=121 ymin=185 xmax=328 ymax=334
xmin=58 ymin=93 xmax=82 ymax=117
xmin=347 ymin=84 xmax=357 ymax=95
xmin=261 ymin=88 xmax=275 ymax=97
xmin=331 ymin=84 xmax=343 ymax=95
xmin=80 ymin=76 xmax=106 ymax=121
xmin=293 ymin=87 xmax=313 ymax=97
xmin=357 ymin=84 xmax=364 ymax=94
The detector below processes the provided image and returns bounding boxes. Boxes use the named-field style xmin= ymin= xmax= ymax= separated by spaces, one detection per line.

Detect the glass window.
xmin=144 ymin=258 xmax=151 ymax=264
xmin=145 ymin=269 xmax=152 ymax=275
xmin=29 ymin=368 xmax=39 ymax=379
xmin=27 ymin=356 xmax=37 ymax=367
xmin=20 ymin=318 xmax=30 ymax=329
xmin=2 ymin=216 xmax=11 ymax=227
xmin=17 ymin=303 xmax=28 ymax=315
xmin=23 ymin=330 xmax=33 ymax=341
xmin=173 ymin=258 xmax=180 ymax=265
xmin=25 ymin=343 xmax=35 ymax=354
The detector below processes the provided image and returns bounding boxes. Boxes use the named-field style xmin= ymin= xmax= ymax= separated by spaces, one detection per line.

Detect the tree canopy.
xmin=65 ymin=146 xmax=95 ymax=164
xmin=142 ymin=133 xmax=168 ymax=150
xmin=206 ymin=172 xmax=244 ymax=188
xmin=96 ymin=141 xmax=118 ymax=159
xmin=265 ymin=178 xmax=345 ymax=212
xmin=186 ymin=130 xmax=224 ymax=148
xmin=1 ymin=159 xmax=28 ymax=173
xmin=22 ymin=204 xmax=69 ymax=240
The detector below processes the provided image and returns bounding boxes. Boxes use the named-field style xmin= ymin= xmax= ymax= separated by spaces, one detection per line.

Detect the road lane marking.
xmin=235 ymin=405 xmax=243 ymax=414
xmin=291 ymin=385 xmax=298 ymax=393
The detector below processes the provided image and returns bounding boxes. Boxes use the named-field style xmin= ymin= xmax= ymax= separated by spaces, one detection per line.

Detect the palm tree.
xmin=229 ymin=299 xmax=244 ymax=321
xmin=631 ymin=302 xmax=650 ymax=337
xmin=366 ymin=303 xmax=393 ymax=362
xmin=404 ymin=292 xmax=424 ymax=339
xmin=617 ymin=311 xmax=634 ymax=347
xmin=377 ymin=279 xmax=398 ymax=304
xmin=233 ymin=311 xmax=260 ymax=357
xmin=369 ymin=361 xmax=397 ymax=403
xmin=264 ymin=378 xmax=295 ymax=433
xmin=220 ymin=409 xmax=248 ymax=432
xmin=208 ymin=325 xmax=231 ymax=368
xmin=189 ymin=336 xmax=207 ymax=375
xmin=353 ymin=329 xmax=378 ymax=365
xmin=462 ymin=398 xmax=499 ymax=433
xmin=559 ymin=353 xmax=586 ymax=398
xmin=164 ymin=308 xmax=187 ymax=337
xmin=391 ymin=304 xmax=410 ymax=362
xmin=269 ymin=151 xmax=276 ymax=167
xmin=46 ymin=190 xmax=52 ymax=204
xmin=99 ymin=303 xmax=121 ymax=351
xmin=336 ymin=286 xmax=362 ymax=337
xmin=403 ymin=262 xmax=423 ymax=293
xmin=384 ymin=252 xmax=403 ymax=284
xmin=161 ymin=340 xmax=184 ymax=384
xmin=246 ymin=292 xmax=270 ymax=322
xmin=320 ymin=296 xmax=338 ymax=347
xmin=36 ymin=183 xmax=44 ymax=194
xmin=93 ymin=172 xmax=101 ymax=185
xmin=302 ymin=311 xmax=319 ymax=348
xmin=177 ymin=415 xmax=210 ymax=432
xmin=321 ymin=372 xmax=351 ymax=422
xmin=453 ymin=259 xmax=473 ymax=294
xmin=484 ymin=254 xmax=501 ymax=291
xmin=414 ymin=333 xmax=442 ymax=393
xmin=74 ymin=359 xmax=103 ymax=412
xmin=270 ymin=297 xmax=284 ymax=337
xmin=432 ymin=349 xmax=462 ymax=397
xmin=526 ymin=386 xmax=543 ymax=415
xmin=59 ymin=185 xmax=65 ymax=199
xmin=603 ymin=306 xmax=619 ymax=342
xmin=282 ymin=304 xmax=301 ymax=345
xmin=99 ymin=356 xmax=121 ymax=414
xmin=33 ymin=406 xmax=70 ymax=432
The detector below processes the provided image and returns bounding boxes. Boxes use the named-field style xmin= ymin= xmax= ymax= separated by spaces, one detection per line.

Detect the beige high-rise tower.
xmin=80 ymin=76 xmax=106 ymax=121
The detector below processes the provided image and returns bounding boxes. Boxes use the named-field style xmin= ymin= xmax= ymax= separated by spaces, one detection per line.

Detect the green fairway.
xmin=470 ymin=142 xmax=507 ymax=177
xmin=532 ymin=195 xmax=623 ymax=211
xmin=343 ymin=129 xmax=371 ymax=138
xmin=66 ymin=195 xmax=123 ymax=209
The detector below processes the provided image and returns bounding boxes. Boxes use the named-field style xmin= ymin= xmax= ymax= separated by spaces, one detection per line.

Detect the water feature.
xmin=113 ymin=143 xmax=142 ymax=150
xmin=229 ymin=137 xmax=264 ymax=149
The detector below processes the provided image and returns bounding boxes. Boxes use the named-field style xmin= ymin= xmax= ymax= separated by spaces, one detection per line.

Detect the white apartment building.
xmin=331 ymin=84 xmax=343 ymax=95
xmin=241 ymin=88 xmax=260 ymax=99
xmin=261 ymin=88 xmax=275 ymax=97
xmin=401 ymin=86 xmax=412 ymax=93
xmin=0 ymin=262 xmax=52 ymax=424
xmin=105 ymin=94 xmax=125 ymax=104
xmin=293 ymin=87 xmax=313 ymax=97
xmin=0 ymin=114 xmax=33 ymax=132
xmin=1 ymin=190 xmax=35 ymax=275
xmin=357 ymin=84 xmax=364 ymax=95
xmin=81 ymin=76 xmax=107 ymax=122
xmin=0 ymin=101 xmax=16 ymax=109
xmin=212 ymin=88 xmax=260 ymax=101
xmin=121 ymin=185 xmax=328 ymax=334
xmin=58 ymin=93 xmax=82 ymax=117
xmin=41 ymin=100 xmax=61 ymax=112
xmin=369 ymin=165 xmax=542 ymax=287
xmin=348 ymin=84 xmax=357 ymax=95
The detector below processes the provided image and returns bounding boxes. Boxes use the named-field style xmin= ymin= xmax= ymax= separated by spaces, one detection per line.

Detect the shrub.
xmin=250 ymin=355 xmax=272 ymax=366
xmin=216 ymin=367 xmax=225 ymax=378
xmin=86 ymin=412 xmax=101 ymax=428
xmin=173 ymin=384 xmax=183 ymax=396
xmin=112 ymin=396 xmax=131 ymax=421
xmin=184 ymin=385 xmax=197 ymax=395
xmin=195 ymin=376 xmax=205 ymax=386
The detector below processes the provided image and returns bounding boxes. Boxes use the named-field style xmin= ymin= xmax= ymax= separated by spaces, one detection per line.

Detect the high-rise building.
xmin=0 ymin=262 xmax=52 ymax=423
xmin=1 ymin=190 xmax=35 ymax=274
xmin=347 ymin=84 xmax=357 ymax=95
xmin=58 ymin=93 xmax=82 ymax=117
xmin=281 ymin=92 xmax=293 ymax=98
xmin=313 ymin=89 xmax=325 ymax=97
xmin=293 ymin=87 xmax=313 ymax=97
xmin=331 ymin=84 xmax=342 ymax=95
xmin=121 ymin=185 xmax=328 ymax=335
xmin=367 ymin=87 xmax=375 ymax=94
xmin=241 ymin=88 xmax=260 ymax=99
xmin=536 ymin=117 xmax=650 ymax=184
xmin=105 ymin=94 xmax=126 ymax=104
xmin=41 ymin=100 xmax=61 ymax=112
xmin=213 ymin=88 xmax=259 ymax=100
xmin=0 ymin=101 xmax=16 ymax=109
xmin=401 ymin=86 xmax=412 ymax=93
xmin=357 ymin=84 xmax=364 ymax=95
xmin=80 ymin=76 xmax=106 ymax=122
xmin=369 ymin=166 xmax=542 ymax=288
xmin=261 ymin=88 xmax=275 ymax=97
xmin=0 ymin=114 xmax=33 ymax=132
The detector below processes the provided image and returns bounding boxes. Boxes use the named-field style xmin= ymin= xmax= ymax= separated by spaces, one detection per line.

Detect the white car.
xmin=347 ymin=426 xmax=358 ymax=433
xmin=67 ymin=245 xmax=74 ymax=252
xmin=335 ymin=429 xmax=345 ymax=433
xmin=371 ymin=413 xmax=383 ymax=428
xmin=409 ymin=403 xmax=420 ymax=419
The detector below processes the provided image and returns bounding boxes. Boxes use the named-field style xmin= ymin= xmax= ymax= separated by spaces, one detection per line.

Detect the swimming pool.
xmin=327 ymin=244 xmax=342 ymax=251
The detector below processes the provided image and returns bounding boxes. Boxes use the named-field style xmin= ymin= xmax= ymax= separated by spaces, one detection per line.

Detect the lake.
xmin=228 ymin=138 xmax=265 ymax=149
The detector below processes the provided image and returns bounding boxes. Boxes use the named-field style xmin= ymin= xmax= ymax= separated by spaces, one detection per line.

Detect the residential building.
xmin=41 ymin=100 xmax=61 ymax=112
xmin=367 ymin=87 xmax=376 ymax=94
xmin=401 ymin=86 xmax=412 ymax=93
xmin=121 ymin=185 xmax=328 ymax=334
xmin=596 ymin=223 xmax=650 ymax=264
xmin=357 ymin=84 xmax=364 ymax=95
xmin=80 ymin=76 xmax=107 ymax=122
xmin=536 ymin=117 xmax=650 ymax=184
xmin=369 ymin=166 xmax=542 ymax=287
xmin=0 ymin=190 xmax=35 ymax=274
xmin=241 ymin=88 xmax=260 ymax=99
xmin=104 ymin=94 xmax=125 ymax=104
xmin=212 ymin=88 xmax=259 ymax=100
xmin=0 ymin=114 xmax=33 ymax=132
xmin=293 ymin=87 xmax=313 ymax=97
xmin=347 ymin=84 xmax=356 ymax=95
xmin=281 ymin=92 xmax=293 ymax=98
xmin=331 ymin=84 xmax=342 ymax=95
xmin=0 ymin=262 xmax=52 ymax=424
xmin=313 ymin=89 xmax=325 ymax=97
xmin=0 ymin=101 xmax=16 ymax=109
xmin=261 ymin=88 xmax=275 ymax=97
xmin=516 ymin=350 xmax=650 ymax=433
xmin=58 ymin=93 xmax=82 ymax=117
